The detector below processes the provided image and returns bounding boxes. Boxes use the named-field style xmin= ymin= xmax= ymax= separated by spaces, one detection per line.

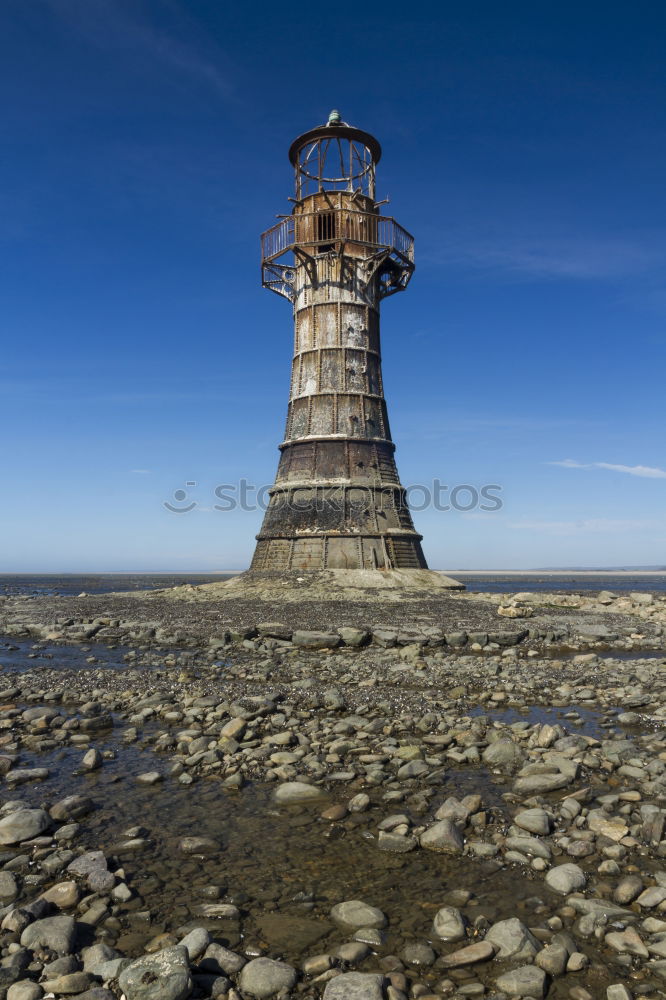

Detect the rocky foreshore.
xmin=0 ymin=583 xmax=664 ymax=999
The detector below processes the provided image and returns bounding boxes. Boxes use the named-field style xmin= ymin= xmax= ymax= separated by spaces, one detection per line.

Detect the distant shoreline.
xmin=1 ymin=569 xmax=666 ymax=578
xmin=443 ymin=570 xmax=666 ymax=577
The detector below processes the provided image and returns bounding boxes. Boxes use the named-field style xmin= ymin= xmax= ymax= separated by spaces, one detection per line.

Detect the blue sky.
xmin=1 ymin=0 xmax=665 ymax=571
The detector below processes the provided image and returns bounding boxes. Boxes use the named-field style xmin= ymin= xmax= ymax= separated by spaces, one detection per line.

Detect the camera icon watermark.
xmin=163 ymin=480 xmax=503 ymax=514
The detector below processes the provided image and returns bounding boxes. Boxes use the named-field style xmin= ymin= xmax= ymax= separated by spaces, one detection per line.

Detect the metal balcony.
xmin=261 ymin=209 xmax=414 ymax=302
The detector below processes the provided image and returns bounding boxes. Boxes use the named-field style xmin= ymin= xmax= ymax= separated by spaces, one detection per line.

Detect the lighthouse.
xmin=251 ymin=112 xmax=428 ymax=572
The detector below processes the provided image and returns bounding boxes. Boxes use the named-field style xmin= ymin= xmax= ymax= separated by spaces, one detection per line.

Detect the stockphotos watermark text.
xmin=163 ymin=481 xmax=503 ymax=514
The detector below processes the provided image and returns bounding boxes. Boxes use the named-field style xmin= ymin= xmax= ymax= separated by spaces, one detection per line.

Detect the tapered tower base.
xmin=251 ymin=533 xmax=427 ymax=572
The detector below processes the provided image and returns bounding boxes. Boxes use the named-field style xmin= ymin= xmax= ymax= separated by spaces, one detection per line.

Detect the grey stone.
xmin=397 ymin=760 xmax=429 ymax=779
xmin=178 ymin=836 xmax=219 ymax=854
xmin=20 ymin=915 xmax=76 ymax=953
xmin=199 ymin=943 xmax=246 ymax=976
xmin=420 ymin=818 xmax=464 ymax=853
xmin=0 ymin=871 xmax=19 ymax=901
xmin=650 ymin=961 xmax=666 ymax=980
xmin=331 ymin=900 xmax=387 ymax=931
xmin=434 ymin=796 xmax=470 ymax=825
xmin=495 ymin=965 xmax=546 ymax=998
xmin=136 ymin=771 xmax=162 ymax=785
xmin=400 ymin=940 xmax=435 ymax=966
xmin=7 ymin=985 xmax=44 ymax=1000
xmin=439 ymin=940 xmax=495 ymax=967
xmin=292 ymin=630 xmax=341 ymax=649
xmin=617 ymin=712 xmax=640 ymax=725
xmin=577 ymin=624 xmax=617 ymax=640
xmin=377 ymin=830 xmax=417 ymax=853
xmin=606 ymin=986 xmax=632 ymax=1000
xmin=99 ymin=958 xmax=131 ymax=980
xmin=513 ymin=771 xmax=572 ymax=795
xmin=179 ymin=926 xmax=210 ymax=960
xmin=505 ymin=835 xmax=551 ymax=859
xmin=50 ymin=794 xmax=93 ymax=821
xmin=565 ymin=896 xmax=637 ymax=921
xmin=372 ymin=629 xmax=398 ymax=648
xmin=535 ymin=942 xmax=569 ymax=976
xmin=636 ymin=886 xmax=666 ymax=908
xmin=605 ymin=927 xmax=648 ymax=958
xmin=67 ymin=851 xmax=115 ymax=892
xmin=273 ymin=781 xmax=325 ymax=804
xmin=488 ymin=629 xmax=528 ymax=646
xmin=82 ymin=942 xmax=120 ymax=972
xmin=0 ymin=809 xmax=50 ymax=845
xmin=41 ymin=880 xmax=81 ymax=909
xmin=514 ymin=807 xmax=551 ymax=835
xmin=613 ymin=875 xmax=644 ymax=905
xmin=352 ymin=927 xmax=386 ymax=947
xmin=5 ymin=768 xmax=50 ymax=785
xmin=118 ymin=946 xmax=192 ymax=1000
xmin=81 ymin=748 xmax=102 ymax=771
xmin=43 ymin=955 xmax=77 ymax=977
xmin=338 ymin=627 xmax=370 ymax=647
xmin=597 ymin=591 xmax=617 ymax=604
xmin=486 ymin=917 xmax=541 ymax=960
xmin=41 ymin=971 xmax=94 ymax=994
xmin=545 ymin=863 xmax=586 ymax=895
xmin=256 ymin=622 xmax=292 ymax=640
xmin=336 ymin=941 xmax=370 ymax=963
xmin=239 ymin=957 xmax=297 ymax=998
xmin=324 ymin=972 xmax=385 ymax=1000
xmin=433 ymin=906 xmax=466 ymax=941
xmin=482 ymin=740 xmax=524 ymax=772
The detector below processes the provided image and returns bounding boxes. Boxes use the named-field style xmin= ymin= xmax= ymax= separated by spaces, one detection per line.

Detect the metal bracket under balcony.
xmin=262 ymin=262 xmax=297 ymax=302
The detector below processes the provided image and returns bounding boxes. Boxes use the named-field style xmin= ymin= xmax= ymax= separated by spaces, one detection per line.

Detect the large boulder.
xmin=118 ymin=946 xmax=192 ymax=1000
xmin=513 ymin=771 xmax=572 ymax=795
xmin=0 ymin=809 xmax=50 ymax=845
xmin=273 ymin=782 xmax=325 ymax=805
xmin=486 ymin=917 xmax=541 ymax=960
xmin=495 ymin=965 xmax=547 ymax=998
xmin=482 ymin=740 xmax=524 ymax=772
xmin=420 ymin=819 xmax=464 ymax=853
xmin=330 ymin=900 xmax=387 ymax=932
xmin=514 ymin=807 xmax=551 ymax=836
xmin=67 ymin=851 xmax=115 ymax=892
xmin=324 ymin=973 xmax=386 ymax=1000
xmin=49 ymin=794 xmax=94 ymax=821
xmin=21 ymin=915 xmax=76 ymax=954
xmin=292 ymin=631 xmax=341 ymax=649
xmin=239 ymin=957 xmax=297 ymax=998
xmin=545 ymin=863 xmax=586 ymax=895
xmin=432 ymin=906 xmax=467 ymax=941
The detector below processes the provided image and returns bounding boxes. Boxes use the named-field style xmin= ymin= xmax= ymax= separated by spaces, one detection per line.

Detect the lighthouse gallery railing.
xmin=261 ymin=211 xmax=414 ymax=267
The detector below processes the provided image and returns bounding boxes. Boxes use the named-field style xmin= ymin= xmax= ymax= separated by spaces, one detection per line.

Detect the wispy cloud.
xmin=429 ymin=232 xmax=666 ymax=281
xmin=597 ymin=462 xmax=666 ymax=478
xmin=42 ymin=0 xmax=236 ymax=102
xmin=130 ymin=469 xmax=152 ymax=475
xmin=511 ymin=518 xmax=664 ymax=535
xmin=548 ymin=459 xmax=666 ymax=479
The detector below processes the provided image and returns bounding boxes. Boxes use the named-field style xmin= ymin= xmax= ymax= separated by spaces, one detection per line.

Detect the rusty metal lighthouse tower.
xmin=251 ymin=111 xmax=428 ymax=572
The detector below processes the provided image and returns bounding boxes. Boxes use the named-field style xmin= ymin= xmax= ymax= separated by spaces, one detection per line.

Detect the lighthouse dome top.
xmin=289 ymin=111 xmax=381 ymax=199
xmin=288 ymin=112 xmax=381 ymax=166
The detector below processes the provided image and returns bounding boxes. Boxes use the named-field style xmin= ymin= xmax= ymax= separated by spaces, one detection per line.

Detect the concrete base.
xmin=177 ymin=568 xmax=464 ymax=603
